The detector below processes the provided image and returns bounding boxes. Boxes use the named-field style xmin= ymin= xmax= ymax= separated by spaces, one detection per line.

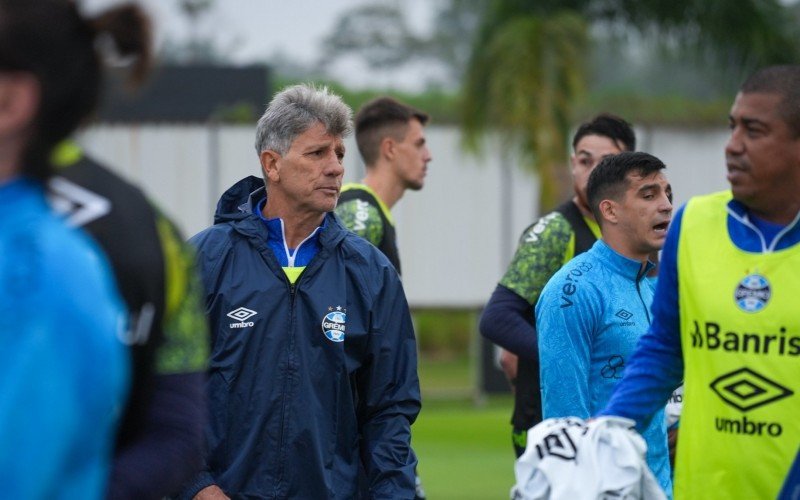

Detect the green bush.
xmin=575 ymin=89 xmax=730 ymax=127
xmin=413 ymin=308 xmax=477 ymax=358
xmin=272 ymin=76 xmax=462 ymax=124
xmin=274 ymin=74 xmax=732 ymax=128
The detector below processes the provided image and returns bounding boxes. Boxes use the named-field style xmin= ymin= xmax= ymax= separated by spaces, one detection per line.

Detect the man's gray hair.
xmin=254 ymin=83 xmax=353 ymax=155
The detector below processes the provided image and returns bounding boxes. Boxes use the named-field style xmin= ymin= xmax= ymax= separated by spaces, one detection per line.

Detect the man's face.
xmin=725 ymin=92 xmax=800 ymax=217
xmin=571 ymin=134 xmax=625 ymax=212
xmin=263 ymin=121 xmax=345 ymax=215
xmin=392 ymin=118 xmax=431 ymax=191
xmin=613 ymin=171 xmax=673 ymax=258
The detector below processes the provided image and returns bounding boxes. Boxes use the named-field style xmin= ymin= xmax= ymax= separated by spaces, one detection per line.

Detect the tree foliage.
xmin=322 ymin=5 xmax=421 ymax=68
xmin=462 ymin=0 xmax=800 ymax=209
xmin=318 ymin=0 xmax=799 ymax=209
xmin=320 ymin=0 xmax=486 ymax=88
xmin=160 ymin=0 xmax=232 ymax=64
xmin=462 ymin=11 xmax=588 ymax=209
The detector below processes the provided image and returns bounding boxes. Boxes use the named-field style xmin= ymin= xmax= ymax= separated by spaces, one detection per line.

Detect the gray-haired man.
xmin=180 ymin=84 xmax=421 ymax=499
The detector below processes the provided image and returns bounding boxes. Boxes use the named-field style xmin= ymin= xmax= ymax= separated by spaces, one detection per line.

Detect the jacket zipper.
xmin=635 ymin=266 xmax=652 ymax=325
xmin=274 ymin=276 xmax=297 ymax=497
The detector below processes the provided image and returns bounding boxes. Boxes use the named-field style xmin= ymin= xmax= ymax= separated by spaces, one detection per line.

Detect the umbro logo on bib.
xmin=711 ymin=367 xmax=791 ymax=438
xmin=710 ymin=367 xmax=792 ymax=412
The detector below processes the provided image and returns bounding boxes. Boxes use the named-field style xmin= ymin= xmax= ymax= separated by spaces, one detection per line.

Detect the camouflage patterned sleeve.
xmin=335 ymin=198 xmax=385 ymax=247
xmin=154 ymin=214 xmax=210 ymax=375
xmin=499 ymin=211 xmax=575 ymax=305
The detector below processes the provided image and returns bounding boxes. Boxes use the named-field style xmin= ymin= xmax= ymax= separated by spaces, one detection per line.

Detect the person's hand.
xmin=499 ymin=349 xmax=518 ymax=388
xmin=194 ymin=485 xmax=230 ymax=500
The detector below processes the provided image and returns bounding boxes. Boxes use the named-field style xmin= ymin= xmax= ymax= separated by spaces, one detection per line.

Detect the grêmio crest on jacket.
xmin=322 ymin=306 xmax=347 ymax=342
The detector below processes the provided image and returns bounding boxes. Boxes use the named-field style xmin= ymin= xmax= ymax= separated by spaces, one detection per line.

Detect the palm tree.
xmin=462 ymin=0 xmax=800 ymax=211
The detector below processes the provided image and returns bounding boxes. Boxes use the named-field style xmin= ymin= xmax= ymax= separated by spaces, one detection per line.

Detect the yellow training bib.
xmin=676 ymin=191 xmax=799 ymax=499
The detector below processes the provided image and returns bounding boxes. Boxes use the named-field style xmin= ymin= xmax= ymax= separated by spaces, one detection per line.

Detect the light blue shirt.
xmin=536 ymin=239 xmax=671 ymax=495
xmin=0 ymin=178 xmax=129 ymax=499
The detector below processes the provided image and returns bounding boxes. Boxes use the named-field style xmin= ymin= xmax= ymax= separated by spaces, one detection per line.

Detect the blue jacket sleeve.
xmin=358 ymin=265 xmax=421 ymax=499
xmin=598 ymin=207 xmax=685 ymax=430
xmin=479 ymin=284 xmax=538 ymax=359
xmin=536 ymin=265 xmax=600 ymax=419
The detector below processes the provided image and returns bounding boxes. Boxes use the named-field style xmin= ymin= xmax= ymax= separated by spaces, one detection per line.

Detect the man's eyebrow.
xmin=303 ymin=139 xmax=335 ymax=151
xmin=741 ymin=117 xmax=768 ymax=128
xmin=637 ymin=182 xmax=662 ymax=193
xmin=730 ymin=113 xmax=768 ymax=128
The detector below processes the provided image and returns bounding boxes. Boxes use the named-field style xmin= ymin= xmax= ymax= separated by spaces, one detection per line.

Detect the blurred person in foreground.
xmin=599 ymin=65 xmax=800 ymax=499
xmin=335 ymin=96 xmax=431 ymax=499
xmin=480 ymin=114 xmax=636 ymax=457
xmin=536 ymin=151 xmax=673 ymax=495
xmin=180 ymin=84 xmax=420 ymax=499
xmin=44 ymin=4 xmax=210 ymax=499
xmin=0 ymin=0 xmax=130 ymax=497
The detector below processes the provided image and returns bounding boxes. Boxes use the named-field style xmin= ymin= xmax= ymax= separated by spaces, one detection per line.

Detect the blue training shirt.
xmin=0 ymin=177 xmax=129 ymax=499
xmin=536 ymin=239 xmax=672 ymax=494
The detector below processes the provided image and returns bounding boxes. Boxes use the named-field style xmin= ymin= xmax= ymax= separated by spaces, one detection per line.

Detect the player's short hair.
xmin=740 ymin=65 xmax=800 ymax=138
xmin=572 ymin=113 xmax=636 ymax=153
xmin=355 ymin=97 xmax=429 ymax=167
xmin=587 ymin=151 xmax=666 ymax=224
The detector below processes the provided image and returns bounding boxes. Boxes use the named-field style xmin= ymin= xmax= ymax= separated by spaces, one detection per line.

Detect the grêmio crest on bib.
xmin=734 ymin=273 xmax=771 ymax=313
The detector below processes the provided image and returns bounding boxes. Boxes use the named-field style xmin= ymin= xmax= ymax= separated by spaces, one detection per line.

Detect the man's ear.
xmin=598 ymin=199 xmax=618 ymax=225
xmin=0 ymin=73 xmax=40 ymax=137
xmin=260 ymin=150 xmax=280 ymax=183
xmin=380 ymin=136 xmax=396 ymax=161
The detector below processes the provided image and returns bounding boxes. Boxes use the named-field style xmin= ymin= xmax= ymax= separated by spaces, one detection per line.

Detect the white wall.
xmin=78 ymin=124 xmax=730 ymax=308
xmin=642 ymin=126 xmax=730 ymax=207
xmin=80 ymin=125 xmax=216 ymax=237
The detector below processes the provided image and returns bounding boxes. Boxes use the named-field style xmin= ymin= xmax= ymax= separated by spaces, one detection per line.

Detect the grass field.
xmin=413 ymin=354 xmax=516 ymax=499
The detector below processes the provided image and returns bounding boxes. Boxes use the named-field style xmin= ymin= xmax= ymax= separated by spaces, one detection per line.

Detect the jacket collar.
xmin=214 ymin=176 xmax=348 ymax=250
xmin=726 ymin=198 xmax=800 ymax=253
xmin=592 ymin=239 xmax=653 ymax=281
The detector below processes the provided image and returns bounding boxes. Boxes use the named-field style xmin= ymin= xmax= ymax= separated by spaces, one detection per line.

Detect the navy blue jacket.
xmin=181 ymin=177 xmax=421 ymax=499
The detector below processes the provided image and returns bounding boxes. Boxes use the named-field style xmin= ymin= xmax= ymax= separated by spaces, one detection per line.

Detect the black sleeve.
xmin=479 ymin=284 xmax=538 ymax=360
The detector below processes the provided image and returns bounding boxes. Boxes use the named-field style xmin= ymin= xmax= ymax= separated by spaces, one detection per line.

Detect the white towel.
xmin=512 ymin=416 xmax=666 ymax=500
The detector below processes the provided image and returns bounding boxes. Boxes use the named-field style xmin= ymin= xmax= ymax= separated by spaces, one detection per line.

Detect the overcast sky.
xmin=82 ymin=0 xmax=437 ymax=90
